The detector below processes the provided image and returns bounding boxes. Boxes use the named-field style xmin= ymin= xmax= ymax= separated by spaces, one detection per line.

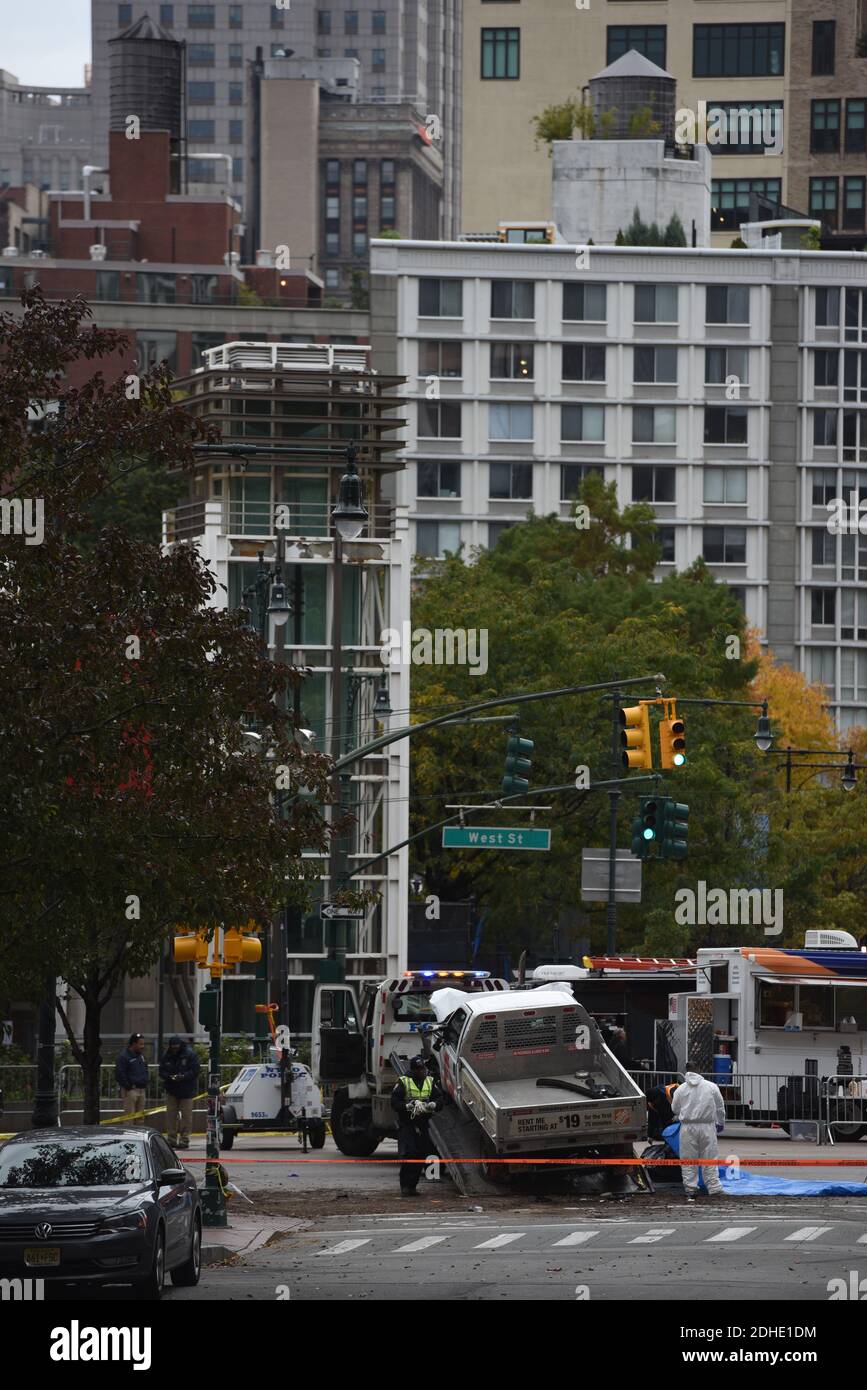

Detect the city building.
xmin=250 ymin=57 xmax=443 ymax=299
xmin=90 ymin=1 xmax=462 ymax=235
xmin=459 ymin=0 xmax=867 ymax=246
xmin=166 ymin=339 xmax=411 ymax=1030
xmin=0 ymin=67 xmax=93 ymax=194
xmin=370 ymin=233 xmax=867 ymax=731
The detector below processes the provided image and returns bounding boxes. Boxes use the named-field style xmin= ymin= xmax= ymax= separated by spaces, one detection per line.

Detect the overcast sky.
xmin=1 ymin=0 xmax=91 ymax=87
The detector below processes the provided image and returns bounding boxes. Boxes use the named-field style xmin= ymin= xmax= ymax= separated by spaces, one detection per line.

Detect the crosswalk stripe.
xmin=706 ymin=1227 xmax=757 ymax=1243
xmin=784 ymin=1227 xmax=832 ymax=1243
xmin=629 ymin=1228 xmax=675 ymax=1244
xmin=858 ymin=1234 xmax=867 ymax=1244
xmin=552 ymin=1231 xmax=599 ymax=1247
xmin=474 ymin=1232 xmax=526 ymax=1250
xmin=394 ymin=1235 xmax=450 ymax=1253
xmin=318 ymin=1239 xmax=370 ymax=1255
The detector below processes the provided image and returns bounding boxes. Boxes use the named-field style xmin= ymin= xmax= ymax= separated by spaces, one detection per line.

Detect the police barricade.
xmin=630 ymin=1069 xmax=825 ymax=1143
xmin=819 ymin=1073 xmax=867 ymax=1144
xmin=57 ymin=1062 xmax=245 ymax=1127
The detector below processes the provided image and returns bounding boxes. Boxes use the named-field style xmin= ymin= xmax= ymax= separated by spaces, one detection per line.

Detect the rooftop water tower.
xmin=589 ymin=50 xmax=676 ymax=144
xmin=108 ymin=14 xmax=185 ymax=191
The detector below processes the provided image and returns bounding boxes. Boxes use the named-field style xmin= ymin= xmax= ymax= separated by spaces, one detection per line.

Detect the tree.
xmin=663 ymin=212 xmax=687 ymax=247
xmin=0 ymin=291 xmax=336 ymax=1119
xmin=627 ymin=104 xmax=661 ymax=139
xmin=237 ymin=282 xmax=264 ymax=307
xmin=350 ymin=269 xmax=369 ymax=310
xmin=530 ymin=96 xmax=588 ymax=152
xmin=617 ymin=208 xmax=686 ymax=247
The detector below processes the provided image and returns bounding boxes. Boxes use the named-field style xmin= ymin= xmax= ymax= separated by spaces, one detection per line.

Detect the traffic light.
xmin=659 ymin=714 xmax=686 ymax=769
xmin=173 ymin=929 xmax=209 ymax=967
xmin=638 ymin=797 xmax=661 ymax=847
xmin=223 ymin=926 xmax=263 ymax=967
xmin=502 ymin=733 xmax=534 ymax=796
xmin=630 ymin=806 xmax=652 ymax=859
xmin=660 ymin=799 xmax=690 ymax=859
xmin=619 ymin=703 xmax=652 ymax=770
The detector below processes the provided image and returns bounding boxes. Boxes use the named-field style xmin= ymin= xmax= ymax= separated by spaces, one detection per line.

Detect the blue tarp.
xmin=660 ymin=1124 xmax=867 ymax=1197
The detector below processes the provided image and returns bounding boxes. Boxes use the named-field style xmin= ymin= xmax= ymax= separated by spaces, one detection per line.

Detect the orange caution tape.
xmin=176 ymin=1155 xmax=867 ymax=1167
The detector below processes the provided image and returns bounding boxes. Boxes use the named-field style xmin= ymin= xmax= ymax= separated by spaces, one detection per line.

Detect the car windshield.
xmin=392 ymin=992 xmax=438 ymax=1022
xmin=0 ymin=1140 xmax=150 ymax=1189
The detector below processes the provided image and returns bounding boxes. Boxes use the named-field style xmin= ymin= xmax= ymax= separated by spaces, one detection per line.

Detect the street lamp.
xmin=332 ymin=442 xmax=368 ymax=542
xmin=373 ymin=673 xmax=392 ymax=720
xmin=754 ymin=704 xmax=773 ymax=753
xmin=266 ymin=572 xmax=291 ymax=632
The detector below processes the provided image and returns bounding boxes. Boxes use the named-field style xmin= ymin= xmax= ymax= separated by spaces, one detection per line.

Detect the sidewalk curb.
xmin=202 ymin=1244 xmax=235 ymax=1266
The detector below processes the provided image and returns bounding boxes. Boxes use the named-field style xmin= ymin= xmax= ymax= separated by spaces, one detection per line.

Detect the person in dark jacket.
xmin=390 ymin=1056 xmax=444 ymax=1196
xmin=159 ymin=1036 xmax=201 ymax=1149
xmin=115 ymin=1033 xmax=150 ymax=1117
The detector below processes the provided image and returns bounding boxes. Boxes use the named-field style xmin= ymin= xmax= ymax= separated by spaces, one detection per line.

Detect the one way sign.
xmin=320 ymin=902 xmax=365 ymax=920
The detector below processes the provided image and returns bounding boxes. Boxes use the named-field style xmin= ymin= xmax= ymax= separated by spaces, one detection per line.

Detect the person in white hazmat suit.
xmin=671 ymin=1058 xmax=726 ymax=1199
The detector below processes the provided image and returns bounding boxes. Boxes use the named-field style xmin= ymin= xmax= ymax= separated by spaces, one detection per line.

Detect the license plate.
xmin=24 ymin=1247 xmax=60 ymax=1267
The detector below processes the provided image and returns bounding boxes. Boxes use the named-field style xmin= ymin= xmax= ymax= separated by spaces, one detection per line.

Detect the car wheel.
xmin=171 ymin=1214 xmax=202 ymax=1287
xmin=134 ymin=1229 xmax=165 ymax=1300
xmin=307 ymin=1119 xmax=327 ymax=1149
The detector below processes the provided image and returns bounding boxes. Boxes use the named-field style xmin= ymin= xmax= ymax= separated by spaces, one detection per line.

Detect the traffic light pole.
xmin=607 ymin=690 xmax=623 ymax=955
xmin=200 ymin=974 xmax=227 ymax=1229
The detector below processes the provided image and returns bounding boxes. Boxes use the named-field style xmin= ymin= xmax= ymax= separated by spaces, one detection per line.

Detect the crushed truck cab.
xmin=431 ymin=986 xmax=647 ymax=1156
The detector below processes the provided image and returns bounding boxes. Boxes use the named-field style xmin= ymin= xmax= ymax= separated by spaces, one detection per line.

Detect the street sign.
xmin=442 ymin=826 xmax=551 ymax=851
xmin=581 ymin=848 xmax=642 ymax=903
xmin=320 ymin=902 xmax=366 ymax=920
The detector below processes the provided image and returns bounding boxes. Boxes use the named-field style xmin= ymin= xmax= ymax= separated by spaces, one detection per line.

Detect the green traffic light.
xmin=673 ymin=752 xmax=686 ymax=767
xmin=642 ymin=827 xmax=655 ymax=840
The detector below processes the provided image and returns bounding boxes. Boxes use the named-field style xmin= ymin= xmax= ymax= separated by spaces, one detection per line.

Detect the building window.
xmin=372 ymin=9 xmax=386 ymax=33
xmin=607 ymin=26 xmax=666 ymax=67
xmin=491 ymin=342 xmax=534 ymax=379
xmin=270 ymin=3 xmax=284 ymax=28
xmin=229 ymin=4 xmax=243 ymax=26
xmin=814 ymin=349 xmax=840 ymax=387
xmin=810 ymin=177 xmax=838 ymax=229
xmin=841 ymin=587 xmax=867 ymax=639
xmin=160 ymin=4 xmax=174 ymax=23
xmin=563 ymin=282 xmax=607 ymax=321
xmin=137 ymin=331 xmax=177 ymax=374
xmin=189 ymin=274 xmax=217 ymax=305
xmin=562 ymin=343 xmax=605 ymax=381
xmin=491 ymin=279 xmax=534 ymax=319
xmin=95 ymin=271 xmax=120 ymax=301
xmin=705 ymin=101 xmax=783 ymax=155
xmin=187 ymin=119 xmax=215 ymax=141
xmin=811 ymin=19 xmax=835 ymax=76
xmin=380 ymin=159 xmax=396 ymax=230
xmin=808 ymin=647 xmax=836 ymax=687
xmin=352 ymin=230 xmax=366 ymax=256
xmin=229 ymin=82 xmax=244 ymax=105
xmin=188 ymin=81 xmax=216 ymax=103
xmin=489 ymin=462 xmax=532 ymax=500
xmin=816 ymin=288 xmax=841 ymax=327
xmin=634 ymin=284 xmax=678 ymax=324
xmin=705 ymin=347 xmax=749 ymax=385
xmin=632 ymin=406 xmax=676 ymax=444
xmin=703 ymin=466 xmax=747 ymax=504
xmin=488 ymin=522 xmax=516 ymax=549
xmin=228 ymin=119 xmax=243 ymax=144
xmin=417 ymin=461 xmax=461 ymax=498
xmin=812 ymin=469 xmax=837 ymax=506
xmin=324 ymin=269 xmax=339 ymax=289
xmin=489 ymin=403 xmax=533 ymax=441
xmin=188 ymin=4 xmax=215 ymax=26
xmin=693 ymin=24 xmax=785 ymax=78
xmin=232 ymin=156 xmax=243 ymax=181
xmin=706 ymin=285 xmax=750 ymax=325
xmin=481 ymin=28 xmax=520 ymax=80
xmin=317 ymin=10 xmax=331 ymax=35
xmin=844 ymin=350 xmax=867 ymax=400
xmin=843 ymin=178 xmax=866 ymax=231
xmin=812 ymin=528 xmax=836 ymax=567
xmin=344 ymin=48 xmax=359 ymax=58
xmin=324 ymin=159 xmax=340 ymax=257
xmin=633 ymin=345 xmax=677 ymax=383
xmin=191 ymin=331 xmax=223 ymax=368
xmin=633 ymin=466 xmax=676 ymax=503
xmin=344 ymin=10 xmax=359 ymax=34
xmin=187 ymin=158 xmax=215 ymax=182
xmin=711 ymin=178 xmax=781 ymax=230
xmin=845 ymin=289 xmax=867 ymax=342
xmin=229 ymin=43 xmax=243 ymax=66
xmin=703 ymin=526 xmax=746 ymax=564
xmin=650 ymin=527 xmax=676 ymax=563
xmin=136 ymin=272 xmax=177 ymax=304
xmin=118 ymin=3 xmax=132 ymax=24
xmin=811 ymin=100 xmax=840 ymax=154
xmin=188 ymin=43 xmax=215 ymax=65
xmin=813 ymin=409 xmax=838 ymax=447
xmin=420 ymin=340 xmax=462 ymax=378
xmin=418 ymin=402 xmax=462 ymax=438
xmin=561 ymin=404 xmax=604 ymax=443
xmin=704 ymin=406 xmax=748 ymax=445
xmin=417 ymin=521 xmax=461 ymax=558
xmin=561 ymin=463 xmax=603 ymax=500
xmin=841 ymin=649 xmax=867 ymax=702
xmin=372 ymin=48 xmax=386 ymax=70
xmin=846 ymin=100 xmax=866 ymax=154
xmin=812 ymin=589 xmax=836 ymax=625
xmin=419 ymin=278 xmax=463 ymax=317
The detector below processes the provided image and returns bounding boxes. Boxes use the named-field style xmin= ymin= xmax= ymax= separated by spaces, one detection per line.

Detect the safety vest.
xmin=401 ymin=1074 xmax=433 ymax=1102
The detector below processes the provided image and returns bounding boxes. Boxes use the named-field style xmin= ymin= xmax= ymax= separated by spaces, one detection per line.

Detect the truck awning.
xmin=758 ymin=975 xmax=867 ymax=988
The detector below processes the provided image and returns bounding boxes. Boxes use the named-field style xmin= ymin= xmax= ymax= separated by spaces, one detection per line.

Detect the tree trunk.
xmin=81 ymin=995 xmax=103 ymax=1126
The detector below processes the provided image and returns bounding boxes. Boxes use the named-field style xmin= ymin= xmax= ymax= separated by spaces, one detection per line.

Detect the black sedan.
xmin=0 ymin=1127 xmax=201 ymax=1297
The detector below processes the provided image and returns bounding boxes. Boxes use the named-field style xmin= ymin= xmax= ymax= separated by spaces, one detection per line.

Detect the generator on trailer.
xmin=220 ymin=1003 xmax=326 ymax=1149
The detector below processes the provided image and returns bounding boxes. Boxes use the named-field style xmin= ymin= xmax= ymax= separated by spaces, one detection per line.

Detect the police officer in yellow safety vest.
xmin=391 ymin=1056 xmax=444 ymax=1196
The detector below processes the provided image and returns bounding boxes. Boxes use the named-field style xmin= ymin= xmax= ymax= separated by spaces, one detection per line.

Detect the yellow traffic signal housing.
xmin=619 ymin=702 xmax=653 ymax=770
xmin=223 ymin=927 xmax=263 ymax=967
xmin=659 ymin=714 xmax=686 ymax=769
xmin=173 ymin=930 xmax=209 ymax=966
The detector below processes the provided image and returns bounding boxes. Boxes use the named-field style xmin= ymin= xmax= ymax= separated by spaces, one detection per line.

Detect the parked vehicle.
xmin=0 ymin=1127 xmax=201 ymax=1296
xmin=220 ymin=1004 xmax=326 ymax=1149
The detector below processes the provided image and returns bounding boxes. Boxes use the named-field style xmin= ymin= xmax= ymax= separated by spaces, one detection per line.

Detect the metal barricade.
xmin=820 ymin=1073 xmax=867 ymax=1145
xmin=629 ymin=1070 xmax=828 ymax=1143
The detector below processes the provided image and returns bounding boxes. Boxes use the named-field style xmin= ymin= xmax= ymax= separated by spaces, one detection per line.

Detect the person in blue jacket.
xmin=159 ymin=1036 xmax=201 ymax=1150
xmin=115 ymin=1033 xmax=150 ymax=1117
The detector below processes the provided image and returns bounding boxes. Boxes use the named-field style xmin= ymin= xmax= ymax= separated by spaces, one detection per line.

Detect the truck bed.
xmin=463 ymin=1064 xmax=646 ymax=1153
